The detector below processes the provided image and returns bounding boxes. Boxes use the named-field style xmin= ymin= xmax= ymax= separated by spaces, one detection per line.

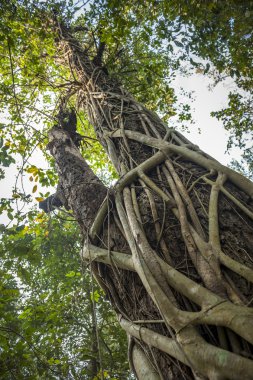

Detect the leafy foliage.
xmin=87 ymin=0 xmax=253 ymax=169
xmin=212 ymin=92 xmax=253 ymax=177
xmin=0 ymin=135 xmax=15 ymax=179
xmin=0 ymin=216 xmax=130 ymax=379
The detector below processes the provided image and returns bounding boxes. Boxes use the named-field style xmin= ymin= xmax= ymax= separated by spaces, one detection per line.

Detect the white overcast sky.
xmin=173 ymin=72 xmax=241 ymax=165
xmin=0 ymin=72 xmax=243 ymax=224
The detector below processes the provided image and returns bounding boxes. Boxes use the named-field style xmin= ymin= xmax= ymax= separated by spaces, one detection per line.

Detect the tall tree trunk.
xmin=47 ymin=21 xmax=253 ymax=379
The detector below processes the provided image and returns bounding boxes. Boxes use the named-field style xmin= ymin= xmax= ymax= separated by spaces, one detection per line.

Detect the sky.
xmin=173 ymin=73 xmax=241 ymax=166
xmin=0 ymin=71 xmax=243 ymax=225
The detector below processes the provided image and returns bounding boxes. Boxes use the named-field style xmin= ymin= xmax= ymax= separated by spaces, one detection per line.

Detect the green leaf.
xmin=204 ymin=63 xmax=210 ymax=74
xmin=65 ymin=271 xmax=76 ymax=278
xmin=90 ymin=290 xmax=100 ymax=302
xmin=174 ymin=40 xmax=183 ymax=48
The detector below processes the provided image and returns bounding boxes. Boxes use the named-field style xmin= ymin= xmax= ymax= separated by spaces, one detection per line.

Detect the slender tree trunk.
xmin=47 ymin=21 xmax=253 ymax=379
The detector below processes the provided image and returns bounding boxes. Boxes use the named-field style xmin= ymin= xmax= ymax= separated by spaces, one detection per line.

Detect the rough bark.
xmin=47 ymin=127 xmax=107 ymax=232
xmin=47 ymin=21 xmax=253 ymax=380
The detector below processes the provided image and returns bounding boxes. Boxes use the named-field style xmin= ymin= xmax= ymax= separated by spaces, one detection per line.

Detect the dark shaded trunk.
xmin=47 ymin=21 xmax=253 ymax=380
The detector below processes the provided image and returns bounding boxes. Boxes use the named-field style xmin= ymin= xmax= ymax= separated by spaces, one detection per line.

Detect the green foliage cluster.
xmin=0 ymin=136 xmax=15 ymax=179
xmin=0 ymin=216 xmax=130 ymax=379
xmin=88 ymin=0 xmax=253 ymax=173
xmin=212 ymin=92 xmax=253 ymax=177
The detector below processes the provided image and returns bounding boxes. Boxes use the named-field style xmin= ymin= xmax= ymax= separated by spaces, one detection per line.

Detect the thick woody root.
xmin=84 ymin=100 xmax=253 ymax=378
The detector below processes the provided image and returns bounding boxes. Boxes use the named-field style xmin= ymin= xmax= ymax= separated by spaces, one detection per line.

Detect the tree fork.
xmin=47 ymin=19 xmax=253 ymax=379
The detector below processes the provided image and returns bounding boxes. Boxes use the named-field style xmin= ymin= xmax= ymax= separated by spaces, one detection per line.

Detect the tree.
xmin=41 ymin=15 xmax=253 ymax=380
xmin=1 ymin=2 xmax=253 ymax=379
xmin=0 ymin=216 xmax=130 ymax=379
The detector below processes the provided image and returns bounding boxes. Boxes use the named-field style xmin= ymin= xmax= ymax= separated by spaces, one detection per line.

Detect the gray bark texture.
xmin=47 ymin=21 xmax=253 ymax=380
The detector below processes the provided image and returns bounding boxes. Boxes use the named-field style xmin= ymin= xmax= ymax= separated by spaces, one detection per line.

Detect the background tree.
xmin=0 ymin=216 xmax=130 ymax=379
xmin=0 ymin=215 xmax=129 ymax=379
